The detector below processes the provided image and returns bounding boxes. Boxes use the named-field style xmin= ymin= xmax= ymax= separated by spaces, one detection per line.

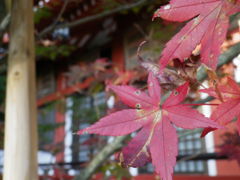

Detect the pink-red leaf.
xmin=201 ymin=77 xmax=240 ymax=137
xmin=201 ymin=127 xmax=217 ymax=137
xmin=165 ymin=105 xmax=221 ymax=129
xmin=153 ymin=0 xmax=220 ymax=22
xmin=148 ymin=72 xmax=161 ymax=105
xmin=109 ymin=85 xmax=155 ymax=109
xmin=78 ymin=109 xmax=153 ymax=136
xmin=200 ymin=13 xmax=229 ymax=68
xmin=163 ymin=82 xmax=189 ymax=107
xmin=237 ymin=117 xmax=240 ymax=135
xmin=79 ymin=73 xmax=222 ymax=180
xmin=150 ymin=117 xmax=178 ymax=180
xmin=200 ymin=77 xmax=240 ymax=100
xmin=154 ymin=0 xmax=240 ymax=70
xmin=211 ymin=98 xmax=240 ymax=125
xmin=224 ymin=77 xmax=240 ymax=96
xmin=119 ymin=125 xmax=152 ymax=167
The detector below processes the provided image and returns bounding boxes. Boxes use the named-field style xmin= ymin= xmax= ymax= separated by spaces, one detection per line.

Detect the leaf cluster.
xmin=36 ymin=44 xmax=75 ymax=60
xmin=78 ymin=1 xmax=240 ymax=180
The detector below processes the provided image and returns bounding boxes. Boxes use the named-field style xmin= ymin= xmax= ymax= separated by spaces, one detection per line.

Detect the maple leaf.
xmin=113 ymin=69 xmax=138 ymax=85
xmin=218 ymin=131 xmax=240 ymax=165
xmin=64 ymin=64 xmax=91 ymax=85
xmin=78 ymin=72 xmax=220 ymax=180
xmin=153 ymin=0 xmax=240 ymax=70
xmin=201 ymin=77 xmax=240 ymax=137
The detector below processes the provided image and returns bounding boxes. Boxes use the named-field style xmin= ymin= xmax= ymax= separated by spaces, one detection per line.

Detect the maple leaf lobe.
xmin=154 ymin=0 xmax=240 ymax=70
xmin=201 ymin=77 xmax=240 ymax=136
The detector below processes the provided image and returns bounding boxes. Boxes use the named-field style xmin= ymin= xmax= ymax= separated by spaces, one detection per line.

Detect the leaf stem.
xmin=183 ymin=103 xmax=219 ymax=106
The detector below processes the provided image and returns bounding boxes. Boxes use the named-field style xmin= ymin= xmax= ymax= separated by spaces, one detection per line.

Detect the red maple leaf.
xmin=201 ymin=77 xmax=240 ymax=137
xmin=78 ymin=73 xmax=220 ymax=180
xmin=153 ymin=0 xmax=240 ymax=70
xmin=218 ymin=131 xmax=240 ymax=165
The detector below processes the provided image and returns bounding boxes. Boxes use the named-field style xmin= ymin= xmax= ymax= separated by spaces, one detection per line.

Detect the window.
xmin=139 ymin=128 xmax=207 ymax=174
xmin=64 ymin=92 xmax=107 ymax=168
xmin=175 ymin=128 xmax=207 ymax=174
xmin=38 ymin=104 xmax=56 ymax=149
xmin=37 ymin=72 xmax=55 ymax=99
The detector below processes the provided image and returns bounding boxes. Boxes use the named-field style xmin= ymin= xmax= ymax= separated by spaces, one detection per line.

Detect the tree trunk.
xmin=3 ymin=0 xmax=38 ymax=179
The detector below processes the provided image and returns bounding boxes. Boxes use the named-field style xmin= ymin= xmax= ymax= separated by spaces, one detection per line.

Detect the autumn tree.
xmin=0 ymin=0 xmax=240 ymax=180
xmin=78 ymin=1 xmax=240 ymax=180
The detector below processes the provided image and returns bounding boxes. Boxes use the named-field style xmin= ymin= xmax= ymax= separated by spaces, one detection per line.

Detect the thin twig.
xmin=137 ymin=40 xmax=148 ymax=62
xmin=38 ymin=0 xmax=70 ymax=37
xmin=38 ymin=0 xmax=147 ymax=38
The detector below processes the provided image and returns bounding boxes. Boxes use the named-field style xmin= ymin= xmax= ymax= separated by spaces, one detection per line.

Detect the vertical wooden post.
xmin=112 ymin=35 xmax=125 ymax=71
xmin=54 ymin=74 xmax=66 ymax=177
xmin=3 ymin=0 xmax=38 ymax=180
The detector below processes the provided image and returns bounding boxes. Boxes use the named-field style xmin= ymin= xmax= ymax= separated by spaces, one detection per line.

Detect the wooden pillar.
xmin=112 ymin=35 xmax=125 ymax=71
xmin=3 ymin=0 xmax=38 ymax=179
xmin=54 ymin=74 xmax=66 ymax=177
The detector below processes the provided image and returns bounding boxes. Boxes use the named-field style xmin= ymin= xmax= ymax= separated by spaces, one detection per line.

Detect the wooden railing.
xmin=134 ymin=175 xmax=240 ymax=180
xmin=40 ymin=174 xmax=240 ymax=180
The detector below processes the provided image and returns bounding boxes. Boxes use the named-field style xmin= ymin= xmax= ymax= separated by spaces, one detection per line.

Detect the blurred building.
xmin=33 ymin=0 xmax=240 ymax=179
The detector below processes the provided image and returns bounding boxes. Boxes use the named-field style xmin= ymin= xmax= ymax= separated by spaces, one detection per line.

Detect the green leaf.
xmin=34 ymin=7 xmax=52 ymax=24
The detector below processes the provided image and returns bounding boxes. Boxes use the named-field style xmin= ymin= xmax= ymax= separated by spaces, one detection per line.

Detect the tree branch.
xmin=74 ymin=135 xmax=128 ymax=180
xmin=197 ymin=42 xmax=240 ymax=81
xmin=38 ymin=0 xmax=147 ymax=38
xmin=0 ymin=12 xmax=10 ymax=37
xmin=177 ymin=153 xmax=227 ymax=162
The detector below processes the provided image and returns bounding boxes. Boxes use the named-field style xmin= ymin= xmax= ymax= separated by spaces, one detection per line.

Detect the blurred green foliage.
xmin=70 ymin=93 xmax=107 ymax=132
xmin=38 ymin=122 xmax=64 ymax=145
xmin=37 ymin=101 xmax=64 ymax=147
xmin=99 ymin=162 xmax=131 ymax=180
xmin=36 ymin=44 xmax=76 ymax=60
xmin=0 ymin=1 xmax=6 ymax=22
xmin=34 ymin=7 xmax=52 ymax=24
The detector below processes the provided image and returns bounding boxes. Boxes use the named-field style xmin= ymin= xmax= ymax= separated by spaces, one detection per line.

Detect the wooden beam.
xmin=37 ymin=77 xmax=94 ymax=106
xmin=3 ymin=0 xmax=38 ymax=179
xmin=38 ymin=0 xmax=147 ymax=37
xmin=134 ymin=175 xmax=240 ymax=180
